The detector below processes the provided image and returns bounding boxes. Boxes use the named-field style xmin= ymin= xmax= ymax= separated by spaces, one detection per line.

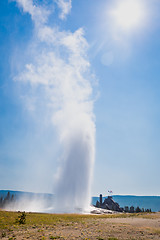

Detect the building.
xmin=95 ymin=194 xmax=123 ymax=212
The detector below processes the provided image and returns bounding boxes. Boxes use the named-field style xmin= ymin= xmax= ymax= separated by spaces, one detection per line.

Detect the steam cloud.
xmin=14 ymin=0 xmax=95 ymax=212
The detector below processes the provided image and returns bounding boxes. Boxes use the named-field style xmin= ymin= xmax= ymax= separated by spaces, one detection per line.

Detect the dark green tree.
xmin=135 ymin=206 xmax=141 ymax=213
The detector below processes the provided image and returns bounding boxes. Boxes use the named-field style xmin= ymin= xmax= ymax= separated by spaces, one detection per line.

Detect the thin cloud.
xmin=55 ymin=0 xmax=72 ymax=19
xmin=15 ymin=0 xmax=50 ymax=25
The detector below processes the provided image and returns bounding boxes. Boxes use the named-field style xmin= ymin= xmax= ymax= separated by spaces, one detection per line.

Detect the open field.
xmin=0 ymin=210 xmax=160 ymax=239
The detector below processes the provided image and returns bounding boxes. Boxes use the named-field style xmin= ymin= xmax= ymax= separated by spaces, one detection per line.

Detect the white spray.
xmin=14 ymin=0 xmax=95 ymax=212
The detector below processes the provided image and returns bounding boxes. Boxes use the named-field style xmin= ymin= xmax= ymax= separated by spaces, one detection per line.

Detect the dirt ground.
xmin=0 ymin=211 xmax=160 ymax=240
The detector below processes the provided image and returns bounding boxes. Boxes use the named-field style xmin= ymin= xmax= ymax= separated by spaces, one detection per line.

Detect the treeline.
xmin=0 ymin=191 xmax=16 ymax=209
xmin=124 ymin=205 xmax=152 ymax=213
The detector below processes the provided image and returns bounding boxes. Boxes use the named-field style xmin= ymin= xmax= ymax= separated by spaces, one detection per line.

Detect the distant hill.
xmin=0 ymin=190 xmax=53 ymax=199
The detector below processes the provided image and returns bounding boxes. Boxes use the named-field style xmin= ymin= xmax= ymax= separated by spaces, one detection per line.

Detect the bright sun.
xmin=110 ymin=0 xmax=146 ymax=32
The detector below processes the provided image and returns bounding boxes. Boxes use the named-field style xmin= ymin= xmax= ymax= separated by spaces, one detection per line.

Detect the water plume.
xmin=14 ymin=0 xmax=95 ymax=212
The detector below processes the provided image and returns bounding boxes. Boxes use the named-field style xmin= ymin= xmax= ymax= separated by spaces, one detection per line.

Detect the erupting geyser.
xmin=14 ymin=0 xmax=96 ymax=212
xmin=54 ymin=114 xmax=95 ymax=212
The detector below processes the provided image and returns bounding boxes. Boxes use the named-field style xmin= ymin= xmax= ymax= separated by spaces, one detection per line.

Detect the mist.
xmin=13 ymin=0 xmax=96 ymax=212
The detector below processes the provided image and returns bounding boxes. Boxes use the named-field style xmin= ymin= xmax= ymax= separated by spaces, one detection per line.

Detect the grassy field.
xmin=0 ymin=210 xmax=160 ymax=239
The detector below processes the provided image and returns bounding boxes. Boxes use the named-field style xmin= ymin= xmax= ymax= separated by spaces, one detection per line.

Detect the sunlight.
xmin=110 ymin=0 xmax=146 ymax=32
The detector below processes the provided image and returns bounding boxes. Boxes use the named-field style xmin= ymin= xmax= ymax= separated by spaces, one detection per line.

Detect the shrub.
xmin=50 ymin=236 xmax=61 ymax=239
xmin=16 ymin=212 xmax=26 ymax=224
xmin=1 ymin=232 xmax=6 ymax=238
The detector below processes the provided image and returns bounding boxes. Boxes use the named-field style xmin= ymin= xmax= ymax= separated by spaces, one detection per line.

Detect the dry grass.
xmin=0 ymin=210 xmax=160 ymax=239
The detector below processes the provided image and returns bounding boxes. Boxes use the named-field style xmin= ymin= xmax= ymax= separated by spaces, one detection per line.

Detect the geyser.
xmin=14 ymin=0 xmax=95 ymax=212
xmin=54 ymin=117 xmax=95 ymax=212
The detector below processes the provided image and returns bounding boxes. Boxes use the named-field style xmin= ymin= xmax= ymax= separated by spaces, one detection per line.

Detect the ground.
xmin=0 ymin=210 xmax=160 ymax=239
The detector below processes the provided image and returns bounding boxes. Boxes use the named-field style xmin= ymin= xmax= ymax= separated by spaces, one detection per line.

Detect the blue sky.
xmin=0 ymin=0 xmax=160 ymax=196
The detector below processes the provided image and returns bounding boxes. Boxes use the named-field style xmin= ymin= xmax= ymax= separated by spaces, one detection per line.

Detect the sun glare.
xmin=110 ymin=0 xmax=146 ymax=32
